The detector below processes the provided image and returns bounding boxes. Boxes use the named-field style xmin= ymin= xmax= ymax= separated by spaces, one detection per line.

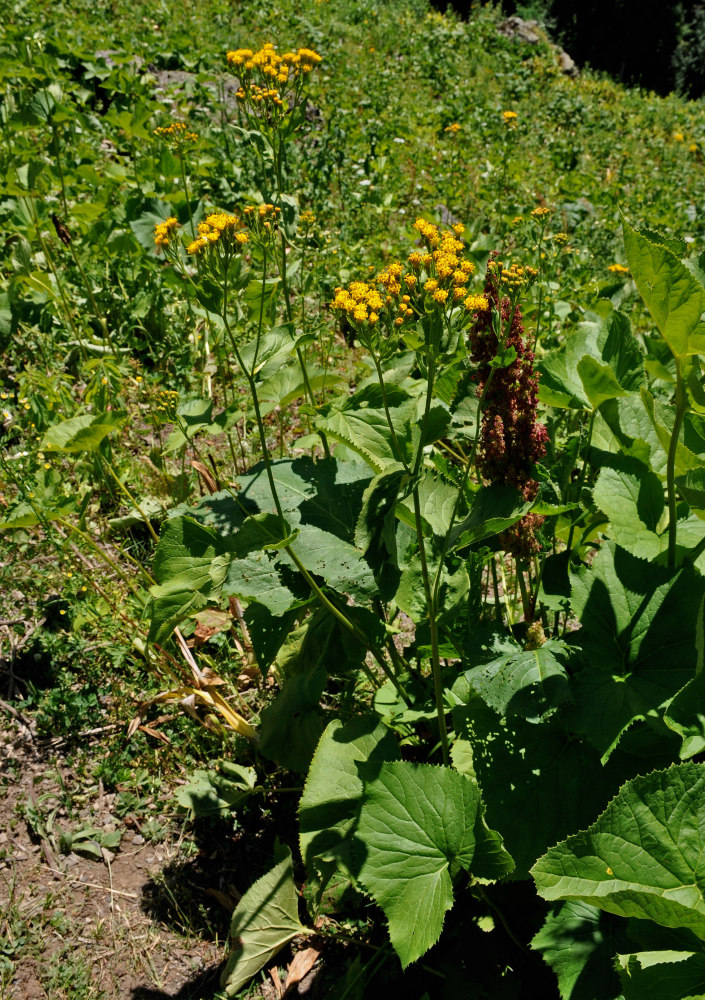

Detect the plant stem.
xmin=373 ymin=352 xmax=408 ymax=468
xmin=273 ymin=136 xmax=330 ymax=456
xmin=222 ymin=268 xmax=405 ymax=700
xmin=566 ymin=409 xmax=596 ymax=562
xmin=178 ymin=154 xmax=195 ymax=239
xmin=99 ymin=456 xmax=160 ymax=544
xmin=68 ymin=243 xmax=117 ymax=354
xmin=667 ymin=358 xmax=687 ymax=569
xmin=410 ymin=354 xmax=450 ymax=764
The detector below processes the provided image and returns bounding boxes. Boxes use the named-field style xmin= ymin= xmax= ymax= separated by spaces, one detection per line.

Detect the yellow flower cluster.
xmin=444 ymin=123 xmax=461 ymax=134
xmin=299 ymin=210 xmax=316 ymax=227
xmin=608 ymin=263 xmax=629 ymax=274
xmin=464 ymin=294 xmax=490 ymax=313
xmin=553 ymin=232 xmax=569 ymax=245
xmin=331 ymin=218 xmax=482 ymax=340
xmin=332 ymin=282 xmax=385 ymax=326
xmin=502 ymin=110 xmax=518 ymax=125
xmin=154 ymin=122 xmax=198 ymax=146
xmin=154 ymin=217 xmax=180 ymax=248
xmin=227 ymin=43 xmax=321 ymax=78
xmin=673 ymin=131 xmax=685 ymax=142
xmin=228 ymin=43 xmax=322 ymax=119
xmin=155 ymin=388 xmax=179 ymax=413
xmin=243 ymin=203 xmax=281 ymax=245
xmin=493 ymin=261 xmax=538 ymax=291
xmin=531 ymin=205 xmax=550 ymax=218
xmin=186 ymin=213 xmax=249 ymax=256
xmin=411 ymin=219 xmax=474 ymax=304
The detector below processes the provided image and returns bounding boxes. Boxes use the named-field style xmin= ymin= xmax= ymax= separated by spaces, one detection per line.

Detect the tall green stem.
xmin=667 ymin=359 xmax=687 ymax=569
xmin=566 ymin=409 xmax=596 ymax=562
xmin=178 ymin=154 xmax=195 ymax=239
xmin=222 ymin=263 xmax=405 ymax=698
xmin=411 ymin=354 xmax=450 ymax=764
xmin=273 ymin=136 xmax=330 ymax=456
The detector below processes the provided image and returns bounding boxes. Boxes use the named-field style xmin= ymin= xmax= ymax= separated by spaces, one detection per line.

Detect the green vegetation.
xmin=4 ymin=0 xmax=705 ymax=996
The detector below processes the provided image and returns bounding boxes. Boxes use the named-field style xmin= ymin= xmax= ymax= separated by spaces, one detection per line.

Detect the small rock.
xmin=132 ymin=834 xmax=145 ymax=846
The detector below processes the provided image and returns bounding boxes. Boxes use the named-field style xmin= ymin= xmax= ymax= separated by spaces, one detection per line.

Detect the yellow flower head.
xmin=608 ymin=263 xmax=629 ymax=275
xmin=502 ymin=110 xmax=518 ymax=125
xmin=154 ymin=122 xmax=198 ymax=149
xmin=464 ymin=294 xmax=489 ymax=313
xmin=227 ymin=43 xmax=322 ymax=122
xmin=154 ymin=216 xmax=180 ymax=249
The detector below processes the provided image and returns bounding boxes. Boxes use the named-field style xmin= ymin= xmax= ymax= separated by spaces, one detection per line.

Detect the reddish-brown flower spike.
xmin=469 ymin=256 xmax=548 ymax=559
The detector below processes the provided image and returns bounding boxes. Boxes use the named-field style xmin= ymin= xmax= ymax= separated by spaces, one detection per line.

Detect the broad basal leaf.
xmin=41 ymin=410 xmax=126 ymax=452
xmin=221 ymin=847 xmax=306 ymax=997
xmin=462 ymin=639 xmax=572 ymax=723
xmin=617 ymin=949 xmax=705 ymax=1000
xmin=531 ymin=901 xmax=625 ymax=1000
xmin=567 ymin=542 xmax=705 ymax=760
xmin=539 ymin=311 xmax=644 ymax=411
xmin=452 ymin=691 xmax=626 ymax=879
xmin=352 ymin=761 xmax=513 ymax=968
xmin=623 ymin=219 xmax=705 ymax=359
xmin=532 ymin=763 xmax=705 ymax=941
xmin=299 ymin=716 xmax=399 ymax=876
xmin=592 ymin=458 xmax=666 ymax=560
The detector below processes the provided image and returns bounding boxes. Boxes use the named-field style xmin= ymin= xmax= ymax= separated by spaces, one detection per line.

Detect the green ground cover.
xmin=4 ymin=0 xmax=705 ymax=997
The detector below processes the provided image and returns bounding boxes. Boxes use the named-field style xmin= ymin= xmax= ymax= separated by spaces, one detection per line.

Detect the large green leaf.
xmin=149 ymin=516 xmax=233 ymax=643
xmin=352 ymin=761 xmax=513 ymax=967
xmin=538 ymin=311 xmax=644 ymax=411
xmin=452 ymin=691 xmax=626 ymax=879
xmin=259 ymin=666 xmax=328 ymax=772
xmin=567 ymin=542 xmax=705 ymax=760
xmin=664 ymin=670 xmax=705 ymax=760
xmin=623 ymin=220 xmax=705 ymax=359
xmin=531 ymin=901 xmax=625 ymax=1000
xmin=592 ymin=458 xmax=666 ymax=560
xmin=299 ymin=716 xmax=399 ymax=876
xmin=461 ymin=639 xmax=572 ymax=723
xmin=396 ymin=470 xmax=459 ymax=538
xmin=238 ymin=323 xmax=295 ymax=379
xmin=222 ymin=553 xmax=296 ymax=617
xmin=532 ymin=763 xmax=705 ymax=942
xmin=220 ymin=847 xmax=306 ymax=997
xmin=255 ymin=364 xmax=343 ymax=418
xmin=41 ymin=411 xmax=126 ymax=452
xmin=450 ymin=483 xmax=532 ymax=550
xmin=315 ymin=408 xmax=400 ymax=473
xmin=617 ymin=949 xmax=705 ymax=999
